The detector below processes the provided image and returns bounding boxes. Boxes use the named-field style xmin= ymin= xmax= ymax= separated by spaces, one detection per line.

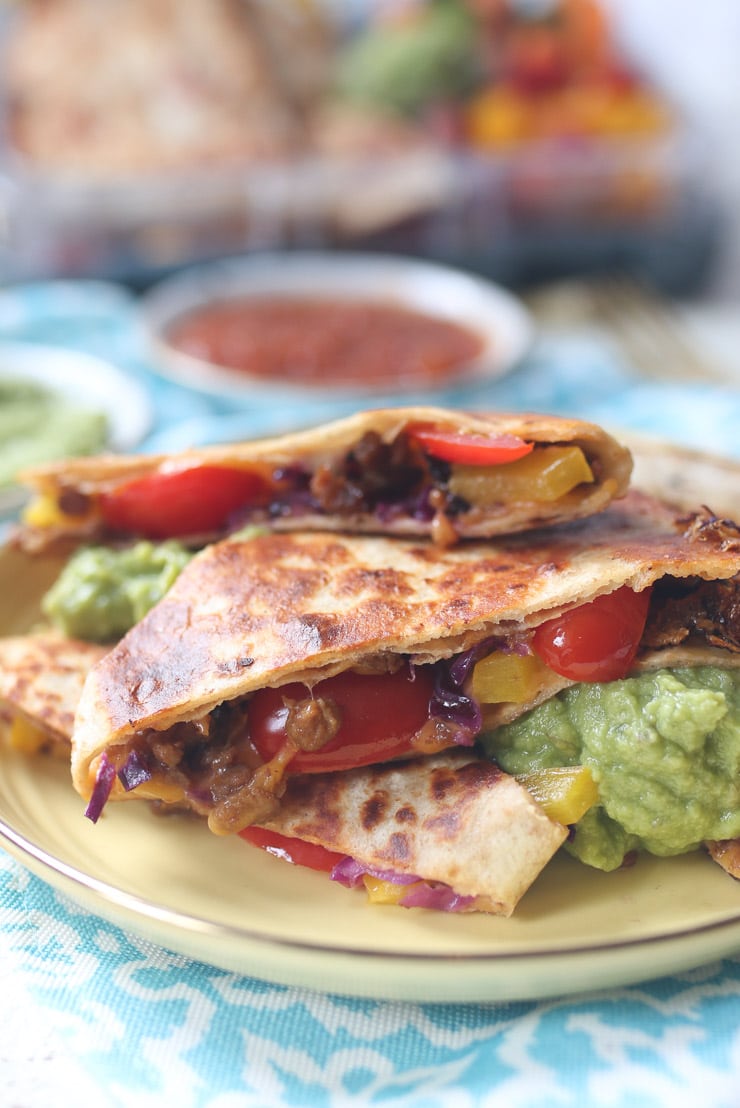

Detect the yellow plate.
xmin=2 ymin=446 xmax=740 ymax=1004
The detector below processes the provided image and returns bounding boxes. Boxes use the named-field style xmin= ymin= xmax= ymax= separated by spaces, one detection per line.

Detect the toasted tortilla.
xmin=15 ymin=406 xmax=632 ymax=550
xmin=255 ymin=752 xmax=568 ymax=916
xmin=71 ymin=489 xmax=740 ymax=830
xmin=0 ymin=633 xmax=107 ymax=754
xmin=623 ymin=431 xmax=740 ymax=521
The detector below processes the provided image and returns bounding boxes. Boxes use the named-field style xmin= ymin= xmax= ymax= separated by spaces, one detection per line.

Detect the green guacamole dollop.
xmin=42 ymin=541 xmax=193 ymax=643
xmin=482 ymin=667 xmax=740 ymax=871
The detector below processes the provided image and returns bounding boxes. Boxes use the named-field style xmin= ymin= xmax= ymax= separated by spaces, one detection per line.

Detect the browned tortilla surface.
xmin=72 ymin=488 xmax=740 ymax=796
xmin=259 ymin=752 xmax=568 ymax=915
xmin=0 ymin=633 xmax=107 ymax=744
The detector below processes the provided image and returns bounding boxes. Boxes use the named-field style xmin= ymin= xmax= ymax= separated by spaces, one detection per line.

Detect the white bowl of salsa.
xmin=140 ymin=251 xmax=534 ymax=401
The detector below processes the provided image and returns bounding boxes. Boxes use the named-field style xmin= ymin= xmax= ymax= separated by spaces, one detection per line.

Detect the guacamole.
xmin=0 ymin=379 xmax=108 ymax=487
xmin=42 ymin=541 xmax=193 ymax=642
xmin=482 ymin=667 xmax=740 ymax=871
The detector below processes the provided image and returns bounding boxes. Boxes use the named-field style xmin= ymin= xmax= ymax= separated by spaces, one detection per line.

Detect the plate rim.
xmin=4 ymin=784 xmax=740 ymax=1004
xmin=6 ymin=797 xmax=740 ymax=964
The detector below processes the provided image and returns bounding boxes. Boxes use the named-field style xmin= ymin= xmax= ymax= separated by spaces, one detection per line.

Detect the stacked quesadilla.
xmin=6 ymin=408 xmax=740 ymax=916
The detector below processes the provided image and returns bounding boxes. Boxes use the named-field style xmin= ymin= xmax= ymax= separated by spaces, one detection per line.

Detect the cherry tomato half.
xmin=248 ymin=667 xmax=435 ymax=774
xmin=410 ymin=428 xmax=534 ymax=466
xmin=239 ymin=826 xmax=345 ymax=872
xmin=99 ymin=465 xmax=270 ymax=539
xmin=532 ymin=585 xmax=652 ymax=683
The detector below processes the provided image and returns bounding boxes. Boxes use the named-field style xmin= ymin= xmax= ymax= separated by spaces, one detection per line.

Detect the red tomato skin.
xmin=410 ymin=428 xmax=534 ymax=466
xmin=239 ymin=826 xmax=345 ymax=871
xmin=532 ymin=586 xmax=652 ymax=683
xmin=99 ymin=465 xmax=269 ymax=539
xmin=248 ymin=667 xmax=435 ymax=774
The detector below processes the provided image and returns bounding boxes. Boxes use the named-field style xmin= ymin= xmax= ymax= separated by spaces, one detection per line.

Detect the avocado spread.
xmin=41 ymin=526 xmax=267 ymax=643
xmin=482 ymin=667 xmax=740 ymax=871
xmin=42 ymin=541 xmax=193 ymax=643
xmin=0 ymin=379 xmax=108 ymax=487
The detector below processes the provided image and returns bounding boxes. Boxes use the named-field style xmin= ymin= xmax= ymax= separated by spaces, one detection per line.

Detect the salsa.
xmin=165 ymin=296 xmax=485 ymax=388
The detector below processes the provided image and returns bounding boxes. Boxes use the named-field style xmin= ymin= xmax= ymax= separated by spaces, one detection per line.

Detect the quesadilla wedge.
xmin=15 ymin=406 xmax=632 ymax=551
xmin=0 ymin=625 xmax=567 ymax=914
xmin=0 ymin=631 xmax=569 ymax=916
xmin=71 ymin=489 xmax=740 ymax=842
xmin=242 ymin=751 xmax=569 ymax=916
xmin=0 ymin=626 xmax=569 ymax=914
xmin=0 ymin=633 xmax=107 ymax=757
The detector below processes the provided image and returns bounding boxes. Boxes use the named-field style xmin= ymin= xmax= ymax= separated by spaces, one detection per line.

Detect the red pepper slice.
xmin=410 ymin=428 xmax=534 ymax=466
xmin=99 ymin=465 xmax=270 ymax=540
xmin=239 ymin=826 xmax=345 ymax=872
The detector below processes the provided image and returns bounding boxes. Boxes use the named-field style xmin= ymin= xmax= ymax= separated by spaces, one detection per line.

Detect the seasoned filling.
xmin=102 ymin=654 xmax=485 ymax=834
xmin=307 ymin=430 xmax=430 ymax=515
xmin=282 ymin=695 xmax=343 ymax=750
xmin=642 ymin=577 xmax=740 ymax=654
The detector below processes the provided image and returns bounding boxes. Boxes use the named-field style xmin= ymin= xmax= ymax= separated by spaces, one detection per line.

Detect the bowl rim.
xmin=0 ymin=339 xmax=152 ymax=450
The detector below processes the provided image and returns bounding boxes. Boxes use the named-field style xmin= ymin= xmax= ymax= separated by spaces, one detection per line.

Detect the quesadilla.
xmin=71 ymin=489 xmax=740 ymax=844
xmin=15 ymin=406 xmax=632 ymax=551
xmin=242 ymin=751 xmax=568 ymax=916
xmin=0 ymin=633 xmax=107 ymax=757
xmin=0 ymin=631 xmax=568 ymax=915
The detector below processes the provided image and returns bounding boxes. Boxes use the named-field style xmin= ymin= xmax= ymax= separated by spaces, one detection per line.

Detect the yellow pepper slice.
xmin=471 ymin=651 xmax=551 ymax=704
xmin=22 ymin=493 xmax=68 ymax=529
xmin=517 ymin=766 xmax=598 ymax=825
xmin=449 ymin=445 xmax=594 ymax=506
xmin=465 ymin=86 xmax=534 ymax=149
xmin=362 ymin=875 xmax=410 ymax=905
xmin=22 ymin=491 xmax=95 ymax=529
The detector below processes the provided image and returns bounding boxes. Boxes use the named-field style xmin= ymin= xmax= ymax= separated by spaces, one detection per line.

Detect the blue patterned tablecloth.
xmin=1 ymin=279 xmax=740 ymax=1108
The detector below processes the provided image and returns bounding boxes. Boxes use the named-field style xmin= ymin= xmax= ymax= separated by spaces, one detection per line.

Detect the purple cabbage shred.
xmin=330 ymin=857 xmax=474 ymax=912
xmin=447 ymin=637 xmax=498 ymax=687
xmin=267 ymin=467 xmax=316 ymax=519
xmin=428 ymin=656 xmax=486 ymax=744
xmin=84 ymin=753 xmax=117 ymax=823
xmin=331 ymin=856 xmax=422 ymax=889
xmin=117 ymin=749 xmax=153 ymax=793
xmin=399 ymin=883 xmax=476 ymax=912
xmin=375 ymin=486 xmax=436 ymax=524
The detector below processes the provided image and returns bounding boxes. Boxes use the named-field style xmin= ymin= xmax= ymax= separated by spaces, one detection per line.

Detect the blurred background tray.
xmin=0 ymin=0 xmax=725 ymax=295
